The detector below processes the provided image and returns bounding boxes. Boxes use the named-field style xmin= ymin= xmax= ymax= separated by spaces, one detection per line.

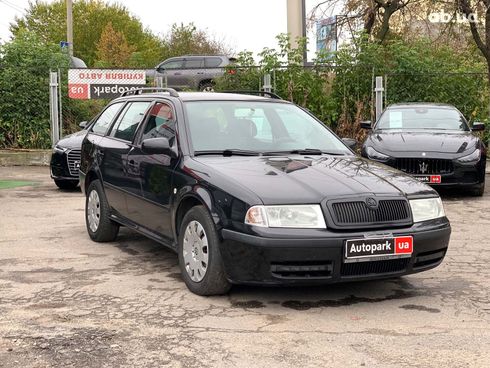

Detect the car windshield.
xmin=184 ymin=101 xmax=352 ymax=155
xmin=376 ymin=107 xmax=469 ymax=131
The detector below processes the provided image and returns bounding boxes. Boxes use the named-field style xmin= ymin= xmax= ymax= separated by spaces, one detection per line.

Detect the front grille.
xmin=341 ymin=258 xmax=409 ymax=277
xmin=271 ymin=261 xmax=333 ymax=279
xmin=394 ymin=158 xmax=453 ymax=175
xmin=331 ymin=199 xmax=411 ymax=227
xmin=66 ymin=149 xmax=81 ymax=177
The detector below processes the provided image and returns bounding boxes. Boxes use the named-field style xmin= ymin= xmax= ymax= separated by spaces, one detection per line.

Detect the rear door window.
xmin=111 ymin=102 xmax=151 ymax=142
xmin=185 ymin=58 xmax=204 ymax=68
xmin=204 ymin=57 xmax=223 ymax=67
xmin=91 ymin=102 xmax=124 ymax=135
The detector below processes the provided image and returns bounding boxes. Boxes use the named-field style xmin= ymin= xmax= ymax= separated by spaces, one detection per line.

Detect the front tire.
xmin=54 ymin=179 xmax=78 ymax=190
xmin=85 ymin=180 xmax=119 ymax=242
xmin=470 ymin=182 xmax=485 ymax=197
xmin=178 ymin=206 xmax=231 ymax=295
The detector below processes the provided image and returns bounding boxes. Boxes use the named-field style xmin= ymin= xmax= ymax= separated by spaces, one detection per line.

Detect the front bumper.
xmin=50 ymin=150 xmax=80 ymax=181
xmin=383 ymin=157 xmax=486 ymax=188
xmin=219 ymin=219 xmax=451 ymax=285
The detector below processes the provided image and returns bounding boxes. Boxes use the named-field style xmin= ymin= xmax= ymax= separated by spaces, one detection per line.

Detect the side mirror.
xmin=360 ymin=121 xmax=372 ymax=130
xmin=472 ymin=122 xmax=485 ymax=131
xmin=141 ymin=137 xmax=176 ymax=157
xmin=79 ymin=121 xmax=88 ymax=129
xmin=342 ymin=138 xmax=357 ymax=150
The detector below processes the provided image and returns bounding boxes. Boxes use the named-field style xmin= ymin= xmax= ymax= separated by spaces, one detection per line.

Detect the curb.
xmin=0 ymin=150 xmax=51 ymax=166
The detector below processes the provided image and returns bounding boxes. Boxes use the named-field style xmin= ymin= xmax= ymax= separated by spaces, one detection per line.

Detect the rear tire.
xmin=85 ymin=180 xmax=119 ymax=242
xmin=54 ymin=179 xmax=78 ymax=190
xmin=178 ymin=206 xmax=231 ymax=295
xmin=199 ymin=82 xmax=215 ymax=92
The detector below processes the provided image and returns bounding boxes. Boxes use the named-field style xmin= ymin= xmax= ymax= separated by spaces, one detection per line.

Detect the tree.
xmin=162 ymin=23 xmax=231 ymax=58
xmin=311 ymin=0 xmax=417 ymax=42
xmin=10 ymin=0 xmax=165 ymax=67
xmin=95 ymin=22 xmax=135 ymax=67
xmin=0 ymin=30 xmax=68 ymax=148
xmin=457 ymin=0 xmax=490 ymax=86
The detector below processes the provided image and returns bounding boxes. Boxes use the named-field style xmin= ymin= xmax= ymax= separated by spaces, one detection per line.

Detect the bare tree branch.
xmin=457 ymin=0 xmax=488 ymax=59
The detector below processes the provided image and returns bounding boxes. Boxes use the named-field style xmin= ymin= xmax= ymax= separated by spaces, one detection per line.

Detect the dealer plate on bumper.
xmin=413 ymin=175 xmax=441 ymax=184
xmin=344 ymin=236 xmax=413 ymax=263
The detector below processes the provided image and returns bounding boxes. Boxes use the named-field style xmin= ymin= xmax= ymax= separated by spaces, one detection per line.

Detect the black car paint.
xmin=80 ymin=93 xmax=450 ymax=285
xmin=50 ymin=129 xmax=87 ymax=182
xmin=361 ymin=104 xmax=487 ymax=188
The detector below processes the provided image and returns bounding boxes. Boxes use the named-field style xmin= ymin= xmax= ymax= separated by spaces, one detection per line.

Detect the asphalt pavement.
xmin=0 ymin=166 xmax=489 ymax=368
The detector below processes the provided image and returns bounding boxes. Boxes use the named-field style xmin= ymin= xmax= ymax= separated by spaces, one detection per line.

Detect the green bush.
xmin=333 ymin=36 xmax=488 ymax=133
xmin=217 ymin=34 xmax=489 ymax=141
xmin=0 ymin=30 xmax=68 ymax=149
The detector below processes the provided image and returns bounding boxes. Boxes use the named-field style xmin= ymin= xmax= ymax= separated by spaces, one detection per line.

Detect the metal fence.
xmin=45 ymin=67 xmax=490 ymax=148
xmin=384 ymin=72 xmax=489 ymax=122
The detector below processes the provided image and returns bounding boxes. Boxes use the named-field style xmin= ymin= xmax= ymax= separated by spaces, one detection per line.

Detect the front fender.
xmin=171 ymin=185 xmax=218 ymax=239
xmin=171 ymin=183 xmax=248 ymax=240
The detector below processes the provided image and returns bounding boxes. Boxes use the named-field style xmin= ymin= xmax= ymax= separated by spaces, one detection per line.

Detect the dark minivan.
xmin=80 ymin=89 xmax=451 ymax=295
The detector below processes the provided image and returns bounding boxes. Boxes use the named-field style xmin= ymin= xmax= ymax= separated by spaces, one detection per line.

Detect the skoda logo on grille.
xmin=365 ymin=197 xmax=378 ymax=210
xmin=419 ymin=161 xmax=429 ymax=174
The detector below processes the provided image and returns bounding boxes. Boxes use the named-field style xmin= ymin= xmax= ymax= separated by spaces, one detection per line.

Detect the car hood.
xmin=189 ymin=155 xmax=436 ymax=205
xmin=367 ymin=130 xmax=479 ymax=154
xmin=56 ymin=129 xmax=87 ymax=149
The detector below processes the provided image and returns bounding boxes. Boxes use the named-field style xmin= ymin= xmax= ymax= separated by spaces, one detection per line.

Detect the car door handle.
xmin=173 ymin=72 xmax=182 ymax=76
xmin=197 ymin=72 xmax=204 ymax=75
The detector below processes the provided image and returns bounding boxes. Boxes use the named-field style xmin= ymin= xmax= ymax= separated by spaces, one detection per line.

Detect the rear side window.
xmin=204 ymin=57 xmax=223 ymax=67
xmin=91 ymin=102 xmax=124 ymax=135
xmin=185 ymin=58 xmax=204 ymax=68
xmin=111 ymin=102 xmax=151 ymax=142
xmin=142 ymin=102 xmax=176 ymax=145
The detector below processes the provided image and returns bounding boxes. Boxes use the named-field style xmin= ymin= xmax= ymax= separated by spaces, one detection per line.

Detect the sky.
xmin=0 ymin=0 xmax=337 ymax=59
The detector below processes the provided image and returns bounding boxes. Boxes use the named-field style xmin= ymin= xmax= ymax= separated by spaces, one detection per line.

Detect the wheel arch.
xmin=84 ymin=169 xmax=101 ymax=195
xmin=198 ymin=79 xmax=214 ymax=89
xmin=173 ymin=187 xmax=223 ymax=240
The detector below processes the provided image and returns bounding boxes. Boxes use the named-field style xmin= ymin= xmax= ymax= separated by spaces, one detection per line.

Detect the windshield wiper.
xmin=263 ymin=148 xmax=344 ymax=156
xmin=194 ymin=149 xmax=260 ymax=157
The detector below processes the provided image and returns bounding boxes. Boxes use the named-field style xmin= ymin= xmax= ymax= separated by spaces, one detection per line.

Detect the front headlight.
xmin=366 ymin=146 xmax=390 ymax=162
xmin=457 ymin=149 xmax=481 ymax=164
xmin=409 ymin=197 xmax=445 ymax=223
xmin=53 ymin=145 xmax=67 ymax=154
xmin=245 ymin=205 xmax=327 ymax=228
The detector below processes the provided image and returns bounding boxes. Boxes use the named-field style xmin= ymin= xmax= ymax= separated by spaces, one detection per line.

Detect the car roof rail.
xmin=221 ymin=90 xmax=283 ymax=100
xmin=120 ymin=87 xmax=179 ymax=98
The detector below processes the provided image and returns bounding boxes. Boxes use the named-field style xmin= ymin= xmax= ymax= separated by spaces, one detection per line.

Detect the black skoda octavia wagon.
xmin=79 ymin=88 xmax=451 ymax=295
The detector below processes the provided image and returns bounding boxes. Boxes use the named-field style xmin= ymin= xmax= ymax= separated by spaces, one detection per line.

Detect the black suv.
xmin=80 ymin=88 xmax=451 ymax=295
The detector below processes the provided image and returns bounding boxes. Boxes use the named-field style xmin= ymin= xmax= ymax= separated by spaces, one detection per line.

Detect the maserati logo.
xmin=419 ymin=161 xmax=429 ymax=174
xmin=365 ymin=197 xmax=378 ymax=210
